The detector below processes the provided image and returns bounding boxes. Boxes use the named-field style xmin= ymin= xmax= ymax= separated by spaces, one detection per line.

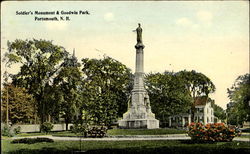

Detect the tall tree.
xmin=212 ymin=102 xmax=226 ymax=122
xmin=1 ymin=83 xmax=36 ymax=124
xmin=53 ymin=52 xmax=82 ymax=130
xmin=5 ymin=39 xmax=68 ymax=124
xmin=227 ymin=74 xmax=250 ymax=125
xmin=145 ymin=72 xmax=192 ymax=127
xmin=176 ymin=70 xmax=215 ymax=122
xmin=81 ymin=56 xmax=133 ymax=126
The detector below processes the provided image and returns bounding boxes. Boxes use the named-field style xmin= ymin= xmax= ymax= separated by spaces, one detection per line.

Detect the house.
xmin=169 ymin=96 xmax=215 ymax=127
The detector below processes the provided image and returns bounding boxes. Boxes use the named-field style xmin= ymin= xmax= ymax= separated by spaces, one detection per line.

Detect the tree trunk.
xmin=42 ymin=101 xmax=45 ymax=123
xmin=38 ymin=100 xmax=44 ymax=132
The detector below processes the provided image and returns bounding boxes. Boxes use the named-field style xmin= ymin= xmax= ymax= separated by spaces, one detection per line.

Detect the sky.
xmin=1 ymin=1 xmax=249 ymax=109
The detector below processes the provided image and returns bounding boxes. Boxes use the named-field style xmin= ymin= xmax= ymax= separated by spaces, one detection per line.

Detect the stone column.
xmin=118 ymin=24 xmax=159 ymax=129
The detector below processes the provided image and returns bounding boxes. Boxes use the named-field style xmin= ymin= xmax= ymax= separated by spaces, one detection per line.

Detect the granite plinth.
xmin=119 ymin=119 xmax=159 ymax=129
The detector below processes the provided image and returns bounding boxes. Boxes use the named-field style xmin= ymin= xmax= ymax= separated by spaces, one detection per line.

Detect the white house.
xmin=169 ymin=96 xmax=215 ymax=127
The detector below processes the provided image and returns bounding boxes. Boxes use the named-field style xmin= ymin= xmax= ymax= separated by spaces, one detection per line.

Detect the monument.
xmin=118 ymin=24 xmax=159 ymax=129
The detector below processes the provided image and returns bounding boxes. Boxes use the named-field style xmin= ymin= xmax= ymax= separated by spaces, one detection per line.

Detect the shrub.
xmin=13 ymin=126 xmax=21 ymax=134
xmin=40 ymin=122 xmax=54 ymax=134
xmin=71 ymin=123 xmax=89 ymax=137
xmin=88 ymin=126 xmax=107 ymax=138
xmin=187 ymin=123 xmax=241 ymax=142
xmin=1 ymin=125 xmax=14 ymax=137
xmin=11 ymin=137 xmax=54 ymax=144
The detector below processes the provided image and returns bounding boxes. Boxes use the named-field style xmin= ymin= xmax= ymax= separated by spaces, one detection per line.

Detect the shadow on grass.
xmin=6 ymin=146 xmax=250 ymax=154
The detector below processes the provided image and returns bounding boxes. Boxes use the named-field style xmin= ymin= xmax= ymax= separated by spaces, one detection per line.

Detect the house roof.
xmin=195 ymin=96 xmax=208 ymax=106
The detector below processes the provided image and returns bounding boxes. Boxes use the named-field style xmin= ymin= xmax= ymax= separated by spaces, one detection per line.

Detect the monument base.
xmin=118 ymin=119 xmax=159 ymax=129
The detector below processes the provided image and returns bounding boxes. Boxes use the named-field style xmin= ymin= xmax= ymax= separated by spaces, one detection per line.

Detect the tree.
xmin=212 ymin=102 xmax=226 ymax=122
xmin=53 ymin=52 xmax=82 ymax=130
xmin=1 ymin=83 xmax=36 ymax=124
xmin=81 ymin=56 xmax=133 ymax=126
xmin=145 ymin=72 xmax=192 ymax=127
xmin=5 ymin=39 xmax=68 ymax=124
xmin=176 ymin=70 xmax=215 ymax=122
xmin=227 ymin=74 xmax=250 ymax=125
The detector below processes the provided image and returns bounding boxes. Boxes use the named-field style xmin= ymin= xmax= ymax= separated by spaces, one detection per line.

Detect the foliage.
xmin=81 ymin=56 xmax=133 ymax=126
xmin=227 ymin=74 xmax=250 ymax=125
xmin=1 ymin=125 xmax=21 ymax=137
xmin=145 ymin=72 xmax=192 ymax=126
xmin=13 ymin=126 xmax=21 ymax=134
xmin=5 ymin=39 xmax=68 ymax=124
xmin=88 ymin=126 xmax=107 ymax=137
xmin=53 ymin=53 xmax=82 ymax=129
xmin=1 ymin=125 xmax=15 ymax=137
xmin=11 ymin=138 xmax=54 ymax=144
xmin=40 ymin=122 xmax=54 ymax=134
xmin=176 ymin=70 xmax=216 ymax=122
xmin=71 ymin=123 xmax=89 ymax=136
xmin=187 ymin=123 xmax=241 ymax=142
xmin=1 ymin=83 xmax=36 ymax=124
xmin=212 ymin=102 xmax=226 ymax=121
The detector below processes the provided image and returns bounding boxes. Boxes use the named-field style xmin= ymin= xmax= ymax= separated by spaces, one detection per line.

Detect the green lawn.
xmin=16 ymin=129 xmax=249 ymax=137
xmin=2 ymin=139 xmax=250 ymax=154
xmin=238 ymin=135 xmax=250 ymax=138
xmin=14 ymin=131 xmax=72 ymax=137
xmin=51 ymin=131 xmax=80 ymax=137
xmin=45 ymin=128 xmax=187 ymax=137
xmin=15 ymin=132 xmax=49 ymax=137
xmin=107 ymin=128 xmax=187 ymax=135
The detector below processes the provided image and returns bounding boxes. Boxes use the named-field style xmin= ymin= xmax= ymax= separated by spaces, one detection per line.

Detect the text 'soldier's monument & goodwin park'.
xmin=118 ymin=24 xmax=159 ymax=129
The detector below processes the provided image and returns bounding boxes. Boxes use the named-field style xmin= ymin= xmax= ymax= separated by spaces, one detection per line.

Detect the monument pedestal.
xmin=118 ymin=24 xmax=159 ymax=129
xmin=119 ymin=119 xmax=159 ymax=129
xmin=119 ymin=89 xmax=159 ymax=129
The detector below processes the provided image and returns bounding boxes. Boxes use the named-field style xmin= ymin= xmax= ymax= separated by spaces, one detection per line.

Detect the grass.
xmin=14 ymin=131 xmax=78 ymax=137
xmin=2 ymin=139 xmax=250 ymax=154
xmin=8 ymin=128 xmax=248 ymax=138
xmin=107 ymin=128 xmax=187 ymax=135
xmin=15 ymin=132 xmax=48 ymax=137
xmin=41 ymin=128 xmax=187 ymax=137
xmin=51 ymin=131 xmax=80 ymax=137
xmin=238 ymin=135 xmax=250 ymax=139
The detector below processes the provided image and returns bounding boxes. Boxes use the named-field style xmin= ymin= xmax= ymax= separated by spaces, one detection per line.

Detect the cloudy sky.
xmin=1 ymin=1 xmax=249 ymax=109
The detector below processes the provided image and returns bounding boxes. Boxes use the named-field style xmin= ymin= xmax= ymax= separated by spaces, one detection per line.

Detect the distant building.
xmin=169 ymin=96 xmax=215 ymax=127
